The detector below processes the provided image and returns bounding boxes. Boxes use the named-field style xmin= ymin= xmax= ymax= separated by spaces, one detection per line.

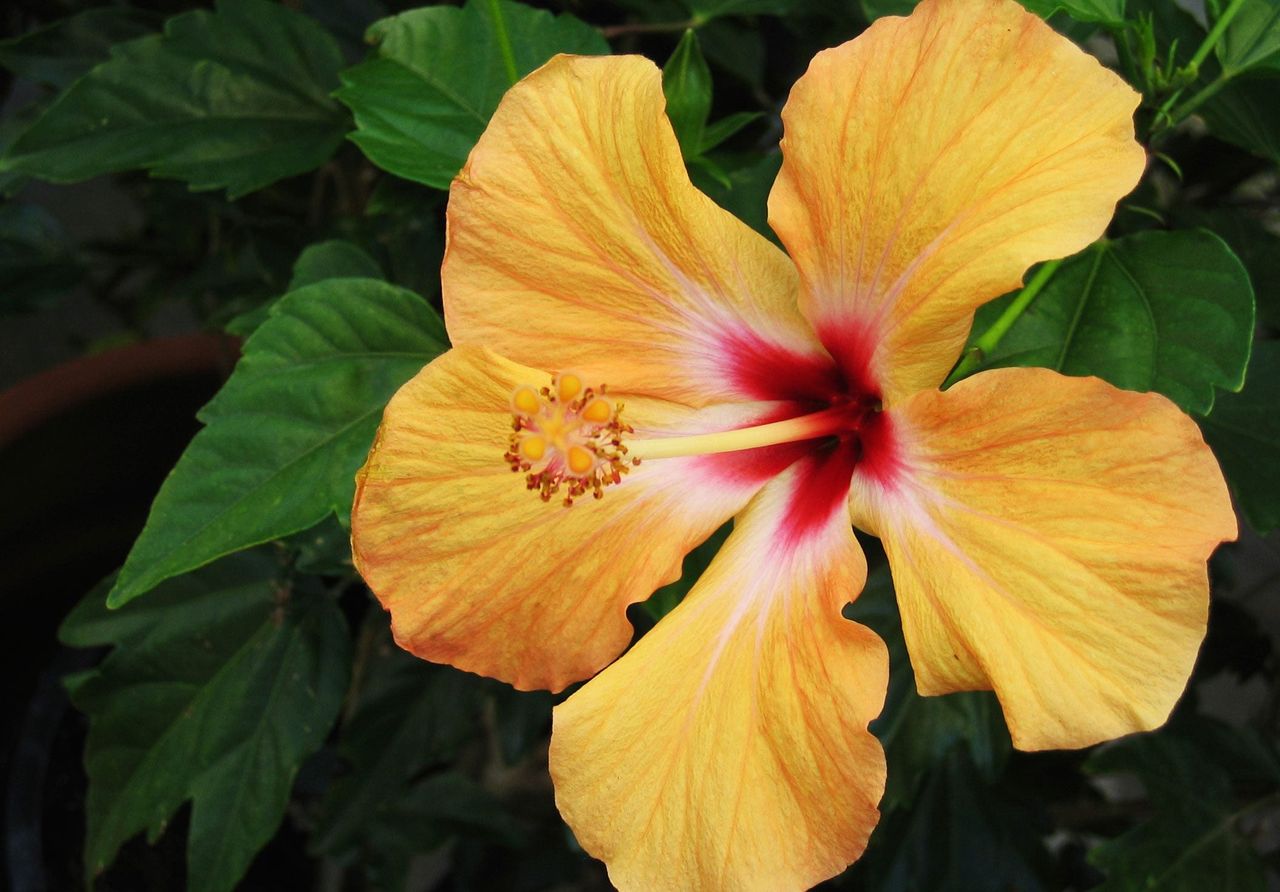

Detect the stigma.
xmin=504 ymin=372 xmax=635 ymax=506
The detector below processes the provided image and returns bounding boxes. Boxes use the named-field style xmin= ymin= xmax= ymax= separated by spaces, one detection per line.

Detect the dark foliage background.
xmin=1 ymin=0 xmax=1278 ymax=890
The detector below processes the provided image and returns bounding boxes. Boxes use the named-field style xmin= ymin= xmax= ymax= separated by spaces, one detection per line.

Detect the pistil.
xmin=627 ymin=404 xmax=865 ymax=462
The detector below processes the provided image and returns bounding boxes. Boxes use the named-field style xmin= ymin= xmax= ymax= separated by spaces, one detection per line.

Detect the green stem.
xmin=1151 ymin=0 xmax=1248 ymax=134
xmin=1190 ymin=0 xmax=1247 ymax=72
xmin=487 ymin=0 xmax=519 ymax=86
xmin=945 ymin=258 xmax=1063 ymax=386
xmin=599 ymin=18 xmax=698 ymax=39
xmin=1165 ymin=74 xmax=1233 ymax=125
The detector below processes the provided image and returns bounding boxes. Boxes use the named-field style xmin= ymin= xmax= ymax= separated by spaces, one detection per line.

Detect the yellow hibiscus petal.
xmin=769 ymin=0 xmax=1146 ymax=405
xmin=445 ymin=54 xmax=833 ymax=407
xmin=551 ymin=457 xmax=888 ymax=891
xmin=849 ymin=368 xmax=1236 ymax=750
xmin=351 ymin=345 xmax=780 ymax=693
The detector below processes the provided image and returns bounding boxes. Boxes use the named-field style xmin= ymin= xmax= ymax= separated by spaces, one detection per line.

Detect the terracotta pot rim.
xmin=0 ymin=331 xmax=240 ymax=448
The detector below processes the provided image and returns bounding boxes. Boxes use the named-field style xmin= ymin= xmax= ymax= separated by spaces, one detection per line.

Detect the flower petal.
xmin=551 ymin=457 xmax=888 ymax=891
xmin=848 ymin=368 xmax=1236 ymax=750
xmin=352 ymin=346 xmax=769 ymax=692
xmin=445 ymin=54 xmax=831 ymax=406
xmin=769 ymin=0 xmax=1146 ymax=404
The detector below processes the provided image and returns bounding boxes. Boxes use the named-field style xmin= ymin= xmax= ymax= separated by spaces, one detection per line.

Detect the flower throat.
xmin=506 ymin=372 xmax=880 ymax=507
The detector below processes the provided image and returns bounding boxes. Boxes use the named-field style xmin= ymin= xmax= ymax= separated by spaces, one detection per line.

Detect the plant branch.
xmin=945 ymin=258 xmax=1063 ymax=386
xmin=1151 ymin=0 xmax=1248 ymax=135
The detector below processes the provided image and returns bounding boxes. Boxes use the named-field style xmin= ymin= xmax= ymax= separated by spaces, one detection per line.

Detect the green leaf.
xmin=860 ymin=0 xmax=919 ymax=20
xmin=1086 ymin=721 xmax=1274 ymax=891
xmin=287 ymin=239 xmax=383 ymax=291
xmin=1200 ymin=74 xmax=1280 ymax=166
xmin=1176 ymin=208 xmax=1280 ymax=331
xmin=690 ymin=150 xmax=782 ymax=241
xmin=60 ymin=553 xmax=350 ymax=892
xmin=337 ymin=0 xmax=607 ymax=190
xmin=1017 ymin=0 xmax=1125 ymax=25
xmin=107 ymin=278 xmax=447 ymax=607
xmin=973 ymin=229 xmax=1255 ymax=414
xmin=640 ymin=523 xmax=731 ymax=622
xmin=226 ymin=239 xmax=384 ymax=337
xmin=1090 ymin=809 xmax=1267 ymax=892
xmin=0 ymin=7 xmax=158 ymax=88
xmin=1217 ymin=0 xmax=1280 ymax=75
xmin=1 ymin=0 xmax=348 ymax=199
xmin=1199 ymin=341 xmax=1280 ymax=533
xmin=846 ymin=567 xmax=1011 ymax=812
xmin=698 ymin=110 xmax=762 ymax=153
xmin=314 ymin=638 xmax=487 ymax=857
xmin=283 ymin=513 xmax=355 ymax=576
xmin=0 ymin=202 xmax=82 ymax=313
xmin=862 ymin=748 xmax=1049 ymax=892
xmin=663 ymin=30 xmax=713 ymax=160
xmin=490 ymin=684 xmax=554 ymax=764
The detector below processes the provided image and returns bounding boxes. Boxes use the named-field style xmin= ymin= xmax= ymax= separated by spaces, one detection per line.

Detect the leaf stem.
xmin=945 ymin=258 xmax=1063 ymax=386
xmin=1190 ymin=0 xmax=1248 ymax=73
xmin=487 ymin=0 xmax=520 ymax=86
xmin=600 ymin=18 xmax=699 ymax=39
xmin=1151 ymin=0 xmax=1248 ymax=134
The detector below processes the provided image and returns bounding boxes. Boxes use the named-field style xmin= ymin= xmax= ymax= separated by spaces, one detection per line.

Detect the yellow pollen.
xmin=504 ymin=373 xmax=634 ymax=507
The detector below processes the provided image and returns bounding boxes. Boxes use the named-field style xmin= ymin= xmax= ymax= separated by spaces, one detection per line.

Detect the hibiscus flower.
xmin=351 ymin=0 xmax=1236 ymax=887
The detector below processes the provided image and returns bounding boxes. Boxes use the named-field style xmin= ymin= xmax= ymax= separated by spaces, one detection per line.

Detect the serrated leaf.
xmin=288 ymin=239 xmax=382 ymax=291
xmin=1090 ymin=808 xmax=1267 ymax=892
xmin=337 ymin=0 xmax=607 ymax=190
xmin=314 ymin=640 xmax=488 ymax=857
xmin=107 ymin=278 xmax=447 ymax=607
xmin=0 ymin=7 xmax=158 ymax=88
xmin=1086 ymin=718 xmax=1277 ymax=892
xmin=1199 ymin=341 xmax=1280 ymax=533
xmin=973 ymin=230 xmax=1255 ymax=414
xmin=862 ymin=748 xmax=1050 ymax=892
xmin=226 ymin=239 xmax=385 ymax=337
xmin=1 ymin=0 xmax=347 ymax=198
xmin=60 ymin=553 xmax=350 ymax=892
xmin=1217 ymin=0 xmax=1280 ymax=75
xmin=663 ymin=30 xmax=713 ymax=159
xmin=846 ymin=567 xmax=1011 ymax=811
xmin=1200 ymin=74 xmax=1280 ymax=166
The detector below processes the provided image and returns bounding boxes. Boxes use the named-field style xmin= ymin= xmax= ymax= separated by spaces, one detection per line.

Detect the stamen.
xmin=505 ymin=372 xmax=634 ymax=507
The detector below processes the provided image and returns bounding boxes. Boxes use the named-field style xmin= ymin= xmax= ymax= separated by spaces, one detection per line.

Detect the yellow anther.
xmin=566 ymin=445 xmax=596 ymax=476
xmin=512 ymin=385 xmax=541 ymax=416
xmin=556 ymin=372 xmax=583 ymax=403
xmin=519 ymin=435 xmax=547 ymax=462
xmin=581 ymin=397 xmax=613 ymax=424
